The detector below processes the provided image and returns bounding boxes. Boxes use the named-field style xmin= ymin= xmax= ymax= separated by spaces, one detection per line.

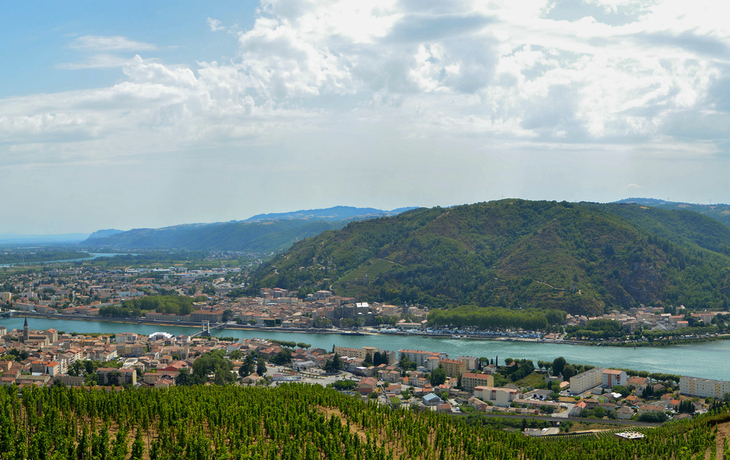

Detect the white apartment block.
xmin=569 ymin=367 xmax=605 ymax=394
xmin=474 ymin=386 xmax=520 ymax=407
xmin=680 ymin=376 xmax=730 ymax=399
xmin=398 ymin=349 xmax=448 ymax=367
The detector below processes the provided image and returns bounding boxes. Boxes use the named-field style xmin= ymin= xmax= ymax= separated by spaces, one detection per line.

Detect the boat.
xmin=341 ymin=331 xmax=364 ymax=336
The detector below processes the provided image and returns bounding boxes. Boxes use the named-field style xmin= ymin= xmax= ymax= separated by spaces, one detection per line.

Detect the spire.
xmin=23 ymin=316 xmax=28 ymax=328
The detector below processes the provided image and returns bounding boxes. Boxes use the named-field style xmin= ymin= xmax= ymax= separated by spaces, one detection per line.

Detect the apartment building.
xmin=680 ymin=376 xmax=730 ymax=399
xmin=569 ymin=367 xmax=605 ymax=394
xmin=399 ymin=349 xmax=448 ymax=367
xmin=461 ymin=372 xmax=495 ymax=392
xmin=474 ymin=386 xmax=520 ymax=407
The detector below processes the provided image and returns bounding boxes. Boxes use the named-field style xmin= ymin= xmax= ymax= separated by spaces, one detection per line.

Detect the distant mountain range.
xmin=244 ymin=206 xmax=415 ymax=222
xmin=79 ymin=206 xmax=417 ymax=252
xmin=0 ymin=233 xmax=90 ymax=244
xmin=249 ymin=200 xmax=730 ymax=315
xmin=615 ymin=198 xmax=730 ymax=227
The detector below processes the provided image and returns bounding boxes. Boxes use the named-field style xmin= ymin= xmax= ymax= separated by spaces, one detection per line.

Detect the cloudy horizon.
xmin=2 ymin=0 xmax=729 ymax=234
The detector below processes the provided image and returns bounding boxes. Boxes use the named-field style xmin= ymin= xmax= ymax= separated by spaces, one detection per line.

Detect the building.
xmin=456 ymin=356 xmax=479 ymax=371
xmin=461 ymin=373 xmax=495 ymax=392
xmin=473 ymin=386 xmax=519 ymax=407
xmin=615 ymin=431 xmax=645 ymax=441
xmin=398 ymin=349 xmax=447 ymax=367
xmin=358 ymin=377 xmax=378 ymax=395
xmin=334 ymin=346 xmax=385 ymax=361
xmin=96 ymin=367 xmax=137 ymax=386
xmin=569 ymin=367 xmax=605 ymax=394
xmin=22 ymin=316 xmax=29 ymax=343
xmin=602 ymin=369 xmax=627 ymax=388
xmin=439 ymin=359 xmax=466 ymax=378
xmin=680 ymin=376 xmax=730 ymax=399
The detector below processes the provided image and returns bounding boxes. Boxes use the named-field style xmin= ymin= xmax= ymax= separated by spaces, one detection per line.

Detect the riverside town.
xmin=1 ymin=259 xmax=730 ymax=437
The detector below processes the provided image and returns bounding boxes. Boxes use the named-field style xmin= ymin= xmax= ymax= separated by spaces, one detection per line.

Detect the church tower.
xmin=22 ymin=316 xmax=29 ymax=343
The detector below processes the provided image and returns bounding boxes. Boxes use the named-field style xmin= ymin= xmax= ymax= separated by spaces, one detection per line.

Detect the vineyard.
xmin=0 ymin=383 xmax=728 ymax=460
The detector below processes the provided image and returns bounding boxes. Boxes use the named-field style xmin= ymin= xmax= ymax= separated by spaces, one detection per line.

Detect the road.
xmin=454 ymin=412 xmax=661 ymax=427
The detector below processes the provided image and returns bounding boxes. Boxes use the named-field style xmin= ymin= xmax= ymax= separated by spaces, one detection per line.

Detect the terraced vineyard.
xmin=0 ymin=383 xmax=727 ymax=459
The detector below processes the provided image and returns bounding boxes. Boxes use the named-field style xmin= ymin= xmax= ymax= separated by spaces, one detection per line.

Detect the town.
xmin=2 ymin=264 xmax=728 ymax=346
xmin=1 ymin=314 xmax=728 ymax=435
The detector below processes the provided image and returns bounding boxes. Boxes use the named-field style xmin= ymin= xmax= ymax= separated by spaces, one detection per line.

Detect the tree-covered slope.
xmin=79 ymin=220 xmax=349 ymax=253
xmin=250 ymin=200 xmax=730 ymax=315
xmin=616 ymin=198 xmax=730 ymax=227
xmin=81 ymin=207 xmax=417 ymax=253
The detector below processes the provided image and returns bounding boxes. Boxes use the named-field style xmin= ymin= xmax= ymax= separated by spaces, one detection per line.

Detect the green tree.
xmin=431 ymin=365 xmax=447 ymax=386
xmin=324 ymin=353 xmax=343 ymax=373
xmin=562 ymin=364 xmax=576 ymax=380
xmin=256 ymin=359 xmax=267 ymax=377
xmin=229 ymin=349 xmax=243 ymax=361
xmin=552 ymin=357 xmax=566 ymax=377
xmin=239 ymin=355 xmax=255 ymax=378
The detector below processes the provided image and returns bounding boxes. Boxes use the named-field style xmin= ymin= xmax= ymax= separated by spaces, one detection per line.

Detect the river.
xmin=0 ymin=253 xmax=135 ymax=267
xmin=2 ymin=317 xmax=728 ymax=381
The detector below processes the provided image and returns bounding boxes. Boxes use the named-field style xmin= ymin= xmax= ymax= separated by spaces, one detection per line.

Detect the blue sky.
xmin=1 ymin=0 xmax=729 ymax=234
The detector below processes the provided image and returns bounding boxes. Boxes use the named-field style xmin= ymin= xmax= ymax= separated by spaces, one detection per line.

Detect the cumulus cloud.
xmin=207 ymin=18 xmax=226 ymax=31
xmin=3 ymin=0 xmax=730 ymax=167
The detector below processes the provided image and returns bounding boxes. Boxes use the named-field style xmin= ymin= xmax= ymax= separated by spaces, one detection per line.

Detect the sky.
xmin=2 ymin=0 xmax=729 ymax=235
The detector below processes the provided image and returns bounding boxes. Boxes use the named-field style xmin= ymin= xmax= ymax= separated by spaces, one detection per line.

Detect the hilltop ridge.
xmin=249 ymin=200 xmax=730 ymax=315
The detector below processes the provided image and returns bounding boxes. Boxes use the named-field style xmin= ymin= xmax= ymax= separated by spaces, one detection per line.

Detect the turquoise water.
xmin=3 ymin=316 xmax=728 ymax=381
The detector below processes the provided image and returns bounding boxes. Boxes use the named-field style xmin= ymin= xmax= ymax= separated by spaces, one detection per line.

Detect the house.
xmin=358 ymin=377 xmax=378 ymax=395
xmin=615 ymin=406 xmax=635 ymax=420
xmin=638 ymin=404 xmax=665 ymax=416
xmin=468 ymin=396 xmax=490 ymax=412
xmin=96 ymin=368 xmax=137 ymax=386
xmin=570 ymin=401 xmax=587 ymax=417
xmin=628 ymin=376 xmax=649 ymax=395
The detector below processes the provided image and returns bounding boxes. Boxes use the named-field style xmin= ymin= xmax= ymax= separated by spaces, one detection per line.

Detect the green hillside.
xmin=616 ymin=198 xmax=730 ymax=227
xmin=250 ymin=200 xmax=730 ymax=315
xmin=80 ymin=206 xmax=417 ymax=253
xmin=1 ymin=384 xmax=724 ymax=460
xmin=80 ymin=219 xmax=348 ymax=253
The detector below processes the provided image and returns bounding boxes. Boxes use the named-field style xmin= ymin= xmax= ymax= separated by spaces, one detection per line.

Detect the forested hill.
xmin=249 ymin=200 xmax=730 ymax=315
xmin=79 ymin=207 xmax=416 ymax=253
xmin=616 ymin=198 xmax=730 ymax=227
xmin=79 ymin=220 xmax=348 ymax=253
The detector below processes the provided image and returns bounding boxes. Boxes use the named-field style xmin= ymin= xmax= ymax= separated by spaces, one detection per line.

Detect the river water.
xmin=0 ymin=253 xmax=134 ymax=267
xmin=2 ymin=317 xmax=728 ymax=381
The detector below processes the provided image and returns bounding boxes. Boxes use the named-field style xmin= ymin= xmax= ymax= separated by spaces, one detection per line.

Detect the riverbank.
xmin=5 ymin=315 xmax=730 ymax=380
xmin=10 ymin=312 xmax=730 ymax=348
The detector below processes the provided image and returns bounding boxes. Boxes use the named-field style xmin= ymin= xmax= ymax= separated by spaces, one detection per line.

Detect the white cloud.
xmin=56 ymin=54 xmax=138 ymax=70
xmin=69 ymin=35 xmax=158 ymax=51
xmin=3 ymin=0 xmax=730 ymax=169
xmin=207 ymin=17 xmax=226 ymax=31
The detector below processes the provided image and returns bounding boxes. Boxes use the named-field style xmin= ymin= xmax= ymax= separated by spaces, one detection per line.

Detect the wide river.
xmin=3 ymin=317 xmax=728 ymax=381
